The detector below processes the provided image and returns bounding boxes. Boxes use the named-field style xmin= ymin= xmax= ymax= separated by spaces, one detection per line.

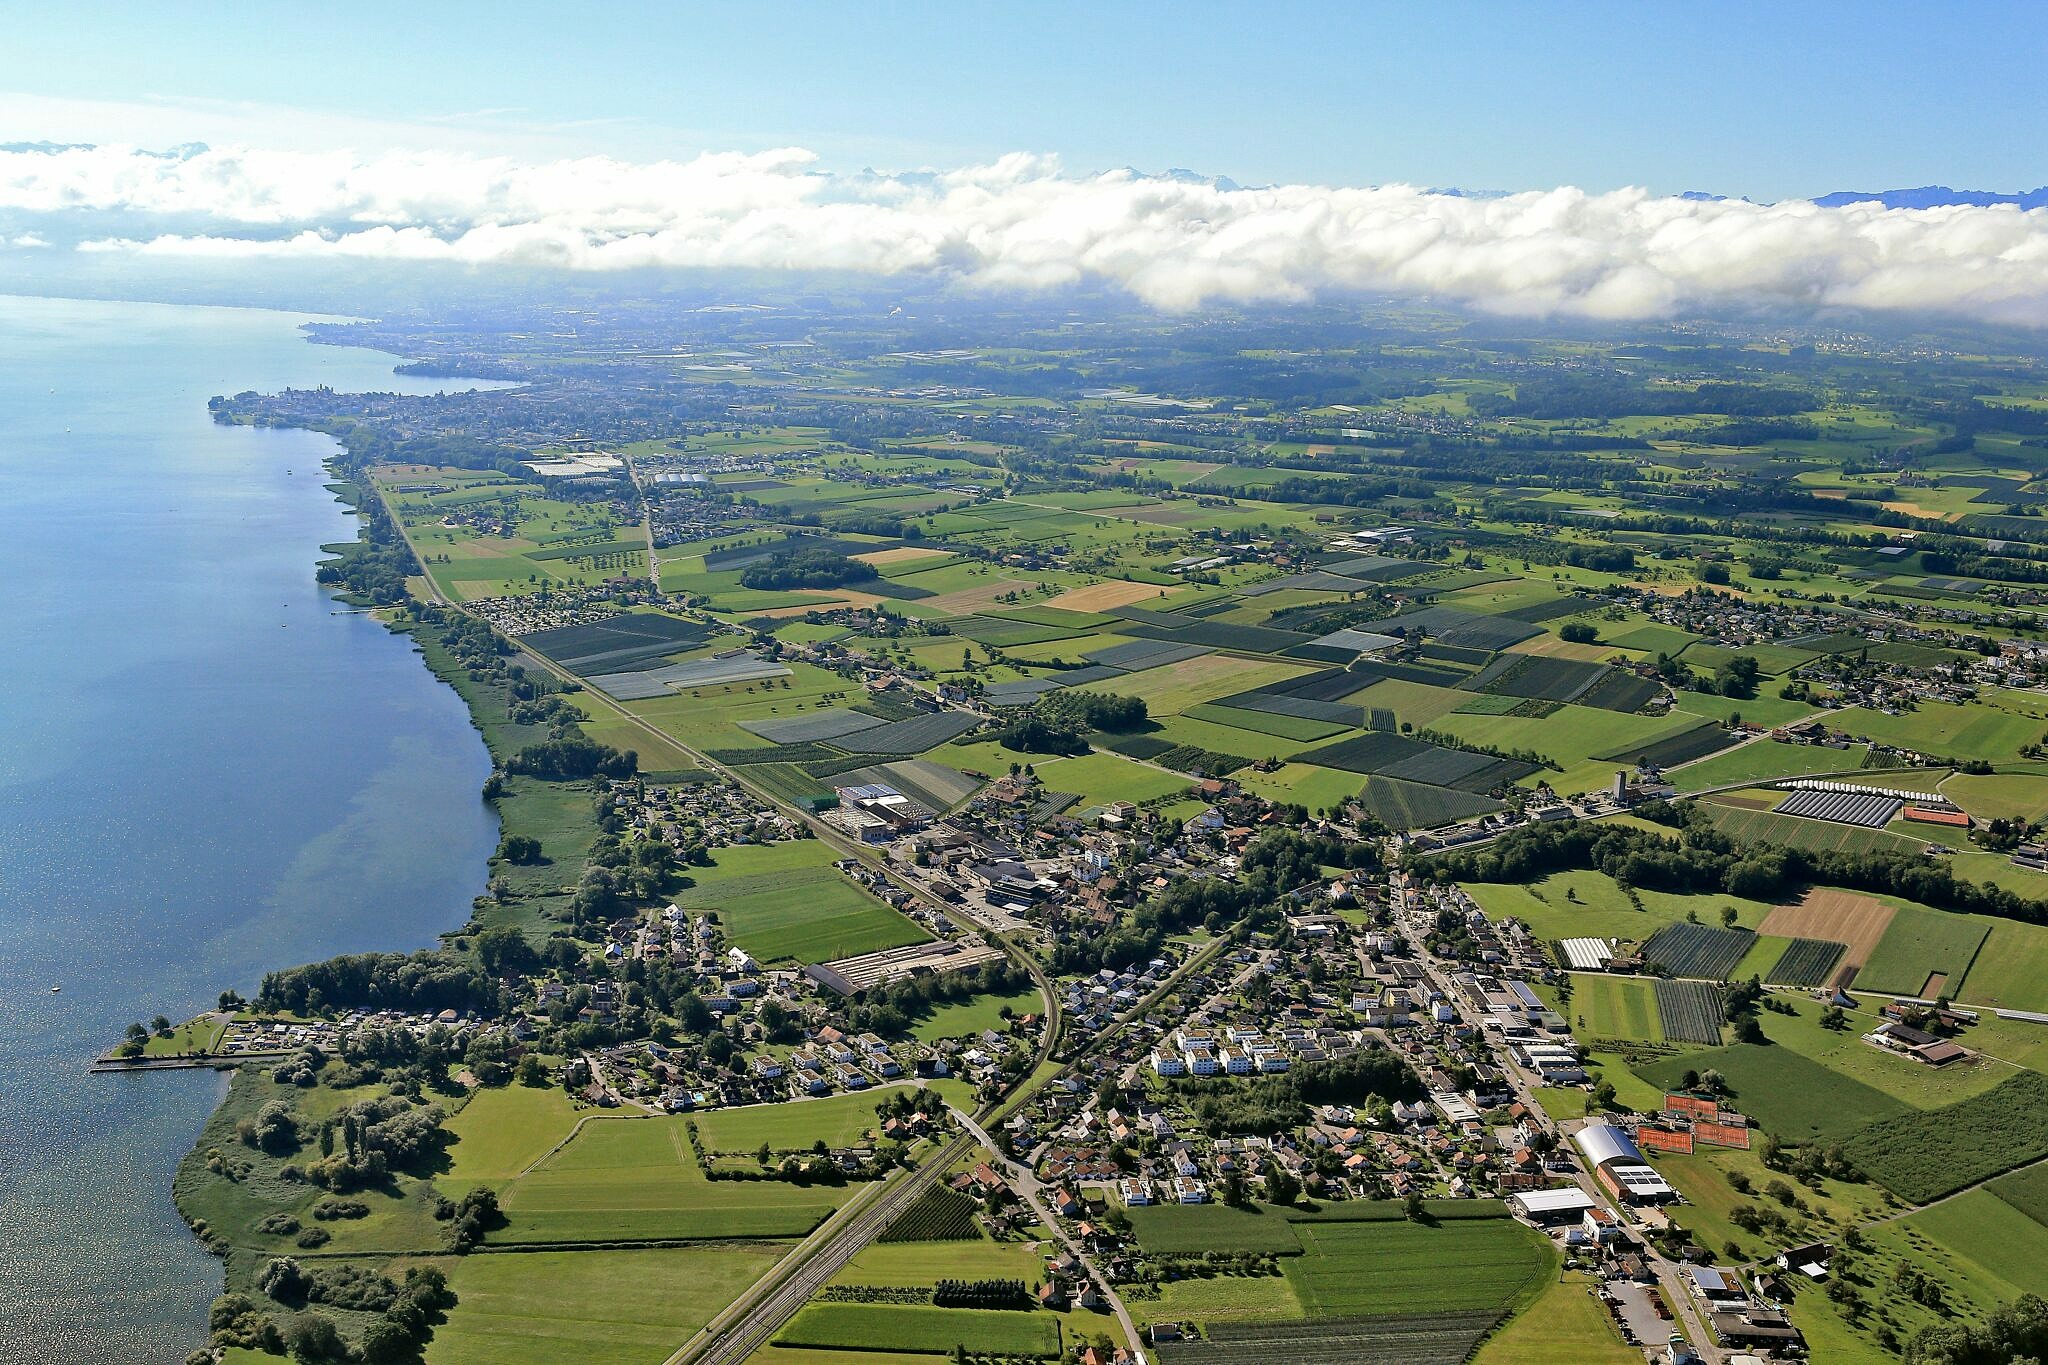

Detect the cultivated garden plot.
xmin=1652 ymin=979 xmax=1728 ymax=1045
xmin=1640 ymin=922 xmax=1757 ymax=980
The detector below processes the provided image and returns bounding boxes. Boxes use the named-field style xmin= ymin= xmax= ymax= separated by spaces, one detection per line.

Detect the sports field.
xmin=674 ymin=841 xmax=927 ymax=964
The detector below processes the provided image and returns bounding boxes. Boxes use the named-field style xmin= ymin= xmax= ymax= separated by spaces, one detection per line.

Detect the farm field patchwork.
xmin=1758 ymin=889 xmax=1896 ymax=972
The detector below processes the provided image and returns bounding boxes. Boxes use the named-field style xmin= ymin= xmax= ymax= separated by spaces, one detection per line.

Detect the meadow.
xmin=673 ymin=840 xmax=927 ymax=965
xmin=492 ymin=1115 xmax=851 ymax=1243
xmin=428 ymin=1244 xmax=789 ymax=1365
xmin=1460 ymin=869 xmax=1776 ymax=943
xmin=1853 ymin=903 xmax=1991 ymax=998
xmin=1469 ymin=1271 xmax=1636 ymax=1365
xmin=775 ymin=1304 xmax=1059 ymax=1358
xmin=693 ymin=1091 xmax=897 ymax=1152
xmin=1572 ymin=975 xmax=1663 ymax=1043
xmin=441 ymin=1082 xmax=585 ymax=1184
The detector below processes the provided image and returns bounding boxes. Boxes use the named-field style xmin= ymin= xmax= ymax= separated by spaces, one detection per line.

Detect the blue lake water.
xmin=0 ymin=295 xmax=501 ymax=1363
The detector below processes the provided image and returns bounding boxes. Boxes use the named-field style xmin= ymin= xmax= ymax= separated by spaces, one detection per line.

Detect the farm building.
xmin=832 ymin=783 xmax=934 ymax=839
xmin=1774 ymin=788 xmax=1901 ymax=828
xmin=1574 ymin=1122 xmax=1676 ymax=1204
xmin=1777 ymin=1241 xmax=1832 ymax=1280
xmin=1561 ymin=937 xmax=1617 ymax=971
xmin=1506 ymin=1187 xmax=1597 ymax=1223
xmin=1867 ymin=1020 xmax=1971 ymax=1066
xmin=1903 ymin=805 xmax=1971 ymax=828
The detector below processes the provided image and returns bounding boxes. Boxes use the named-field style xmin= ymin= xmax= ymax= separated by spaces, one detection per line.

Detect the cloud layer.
xmin=7 ymin=141 xmax=2048 ymax=322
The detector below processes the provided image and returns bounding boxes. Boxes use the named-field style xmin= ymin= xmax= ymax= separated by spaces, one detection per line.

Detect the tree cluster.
xmin=738 ymin=546 xmax=878 ymax=590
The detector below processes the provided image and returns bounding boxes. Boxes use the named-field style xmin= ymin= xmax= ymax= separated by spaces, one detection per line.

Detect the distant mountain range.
xmin=1811 ymin=185 xmax=2048 ymax=209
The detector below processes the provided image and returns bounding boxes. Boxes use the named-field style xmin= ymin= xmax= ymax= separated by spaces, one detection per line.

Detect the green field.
xmin=1472 ymin=1270 xmax=1636 ymax=1365
xmin=442 ymin=1082 xmax=585 ymax=1184
xmin=1841 ymin=1071 xmax=2048 ymax=1203
xmin=1832 ymin=700 xmax=2044 ymax=766
xmin=1854 ymin=903 xmax=1991 ymax=997
xmin=1027 ymin=749 xmax=1192 ymax=805
xmin=1236 ymin=762 xmax=1368 ymax=814
xmin=1185 ymin=701 xmax=1349 ymax=742
xmin=1701 ymin=801 xmax=1922 ymax=857
xmin=1125 ymin=1200 xmax=1548 ymax=1346
xmin=1571 ymin=975 xmax=1664 ymax=1043
xmin=1461 ymin=869 xmax=1775 ymax=943
xmin=1126 ymin=1201 xmax=1311 ymax=1255
xmin=674 ymin=841 xmax=927 ymax=964
xmin=1639 ymin=1041 xmax=1908 ymax=1142
xmin=1949 ymin=917 xmax=2048 ymax=1013
xmin=909 ymin=987 xmax=1044 ymax=1043
xmin=694 ymin=1092 xmax=896 ymax=1153
xmin=1897 ymin=1189 xmax=2048 ymax=1298
xmin=1668 ymin=739 xmax=1864 ymax=791
xmin=1282 ymin=1216 xmax=1550 ymax=1321
xmin=429 ymin=1244 xmax=789 ymax=1365
xmin=493 ymin=1115 xmax=851 ymax=1243
xmin=1944 ymin=766 xmax=2048 ymax=823
xmin=775 ymin=1303 xmax=1059 ymax=1357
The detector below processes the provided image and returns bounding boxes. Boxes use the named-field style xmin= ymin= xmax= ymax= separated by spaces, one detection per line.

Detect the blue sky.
xmin=4 ymin=1 xmax=2043 ymax=199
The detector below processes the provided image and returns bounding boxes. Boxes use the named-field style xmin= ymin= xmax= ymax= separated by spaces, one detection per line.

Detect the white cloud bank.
xmin=8 ymin=142 xmax=2048 ymax=322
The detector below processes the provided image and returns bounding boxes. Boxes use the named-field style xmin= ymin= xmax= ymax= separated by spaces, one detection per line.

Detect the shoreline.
xmin=141 ymin=379 xmax=514 ymax=1355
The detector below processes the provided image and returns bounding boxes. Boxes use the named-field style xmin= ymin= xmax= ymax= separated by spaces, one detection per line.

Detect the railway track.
xmin=674 ymin=1129 xmax=979 ymax=1365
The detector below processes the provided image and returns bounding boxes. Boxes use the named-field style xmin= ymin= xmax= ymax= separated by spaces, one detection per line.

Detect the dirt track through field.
xmin=1760 ymin=888 xmax=1896 ymax=969
xmin=852 ymin=545 xmax=949 ymax=567
xmin=1047 ymin=579 xmax=1182 ymax=612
